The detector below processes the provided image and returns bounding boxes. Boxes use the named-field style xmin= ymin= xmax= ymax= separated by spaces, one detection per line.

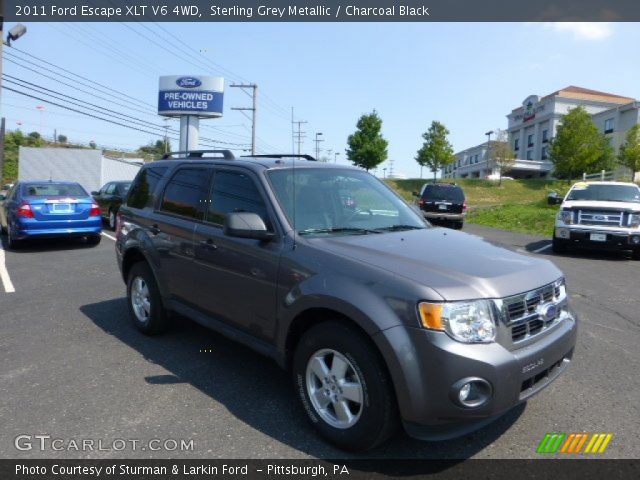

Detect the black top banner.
xmin=2 ymin=0 xmax=640 ymax=22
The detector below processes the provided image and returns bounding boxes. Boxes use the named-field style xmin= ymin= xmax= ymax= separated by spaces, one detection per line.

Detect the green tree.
xmin=491 ymin=129 xmax=517 ymax=186
xmin=415 ymin=121 xmax=455 ymax=182
xmin=89 ymin=141 xmax=97 ymax=149
xmin=548 ymin=106 xmax=614 ymax=180
xmin=1 ymin=130 xmax=45 ymax=182
xmin=618 ymin=124 xmax=640 ymax=181
xmin=58 ymin=134 xmax=68 ymax=144
xmin=346 ymin=111 xmax=388 ymax=171
xmin=138 ymin=139 xmax=170 ymax=160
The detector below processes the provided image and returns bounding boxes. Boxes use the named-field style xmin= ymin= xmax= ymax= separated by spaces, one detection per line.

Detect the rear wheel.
xmin=632 ymin=249 xmax=640 ymax=261
xmin=108 ymin=209 xmax=117 ymax=230
xmin=6 ymin=223 xmax=22 ymax=249
xmin=127 ymin=262 xmax=169 ymax=335
xmin=293 ymin=321 xmax=398 ymax=452
xmin=86 ymin=234 xmax=101 ymax=246
xmin=454 ymin=221 xmax=464 ymax=230
xmin=552 ymin=234 xmax=568 ymax=254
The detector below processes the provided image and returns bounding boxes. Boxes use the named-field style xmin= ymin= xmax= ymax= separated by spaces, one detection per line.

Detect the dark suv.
xmin=115 ymin=151 xmax=577 ymax=451
xmin=414 ymin=183 xmax=466 ymax=229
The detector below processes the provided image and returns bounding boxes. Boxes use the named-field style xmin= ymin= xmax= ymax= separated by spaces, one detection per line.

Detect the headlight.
xmin=418 ymin=300 xmax=496 ymax=343
xmin=558 ymin=209 xmax=573 ymax=225
xmin=630 ymin=213 xmax=640 ymax=228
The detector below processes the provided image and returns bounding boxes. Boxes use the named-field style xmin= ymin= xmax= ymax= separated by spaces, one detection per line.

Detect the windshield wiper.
xmin=298 ymin=227 xmax=381 ymax=235
xmin=374 ymin=225 xmax=426 ymax=232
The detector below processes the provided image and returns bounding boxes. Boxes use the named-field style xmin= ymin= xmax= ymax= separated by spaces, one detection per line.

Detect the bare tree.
xmin=491 ymin=129 xmax=516 ymax=186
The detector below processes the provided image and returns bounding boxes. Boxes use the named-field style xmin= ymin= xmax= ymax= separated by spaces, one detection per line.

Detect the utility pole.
xmin=163 ymin=118 xmax=170 ymax=153
xmin=292 ymin=119 xmax=307 ymax=155
xmin=230 ymin=83 xmax=257 ymax=155
xmin=314 ymin=132 xmax=323 ymax=160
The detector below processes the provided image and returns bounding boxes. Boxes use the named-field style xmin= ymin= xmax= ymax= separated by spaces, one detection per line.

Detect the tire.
xmin=293 ymin=321 xmax=398 ymax=452
xmin=108 ymin=209 xmax=117 ymax=230
xmin=87 ymin=234 xmax=102 ymax=246
xmin=455 ymin=221 xmax=464 ymax=230
xmin=552 ymin=234 xmax=568 ymax=254
xmin=632 ymin=249 xmax=640 ymax=261
xmin=126 ymin=262 xmax=169 ymax=335
xmin=6 ymin=223 xmax=22 ymax=250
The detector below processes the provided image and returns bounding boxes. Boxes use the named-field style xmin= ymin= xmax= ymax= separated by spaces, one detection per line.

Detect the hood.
xmin=562 ymin=200 xmax=640 ymax=211
xmin=311 ymin=228 xmax=562 ymax=301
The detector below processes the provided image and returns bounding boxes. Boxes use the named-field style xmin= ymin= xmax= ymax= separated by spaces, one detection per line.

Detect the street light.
xmin=6 ymin=24 xmax=27 ymax=46
xmin=334 ymin=152 xmax=340 ymax=163
xmin=485 ymin=130 xmax=494 ymax=177
xmin=383 ymin=167 xmax=387 ymax=178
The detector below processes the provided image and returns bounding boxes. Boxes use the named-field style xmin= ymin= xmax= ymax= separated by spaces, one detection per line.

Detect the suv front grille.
xmin=577 ymin=209 xmax=624 ymax=227
xmin=504 ymin=282 xmax=564 ymax=342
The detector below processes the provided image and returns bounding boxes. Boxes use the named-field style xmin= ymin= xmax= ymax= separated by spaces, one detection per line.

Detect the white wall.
xmin=101 ymin=157 xmax=142 ymax=187
xmin=19 ymin=147 xmax=102 ymax=193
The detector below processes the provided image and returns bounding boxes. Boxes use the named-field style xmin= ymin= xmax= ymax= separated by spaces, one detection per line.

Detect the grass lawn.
xmin=385 ymin=178 xmax=569 ymax=236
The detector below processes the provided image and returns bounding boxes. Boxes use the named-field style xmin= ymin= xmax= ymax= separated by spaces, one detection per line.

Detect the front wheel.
xmin=552 ymin=234 xmax=568 ymax=254
xmin=126 ymin=262 xmax=169 ymax=335
xmin=293 ymin=321 xmax=398 ymax=452
xmin=108 ymin=209 xmax=117 ymax=230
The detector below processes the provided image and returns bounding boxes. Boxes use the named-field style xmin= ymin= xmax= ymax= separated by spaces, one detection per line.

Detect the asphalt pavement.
xmin=0 ymin=224 xmax=638 ymax=459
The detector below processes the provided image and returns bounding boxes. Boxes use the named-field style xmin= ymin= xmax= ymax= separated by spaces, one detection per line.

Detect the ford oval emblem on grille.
xmin=540 ymin=304 xmax=557 ymax=322
xmin=594 ymin=215 xmax=606 ymax=221
xmin=176 ymin=77 xmax=202 ymax=88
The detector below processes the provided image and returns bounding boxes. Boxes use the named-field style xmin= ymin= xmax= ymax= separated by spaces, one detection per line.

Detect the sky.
xmin=1 ymin=21 xmax=640 ymax=178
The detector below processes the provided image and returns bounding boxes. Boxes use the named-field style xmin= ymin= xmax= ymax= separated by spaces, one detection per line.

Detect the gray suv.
xmin=115 ymin=151 xmax=578 ymax=451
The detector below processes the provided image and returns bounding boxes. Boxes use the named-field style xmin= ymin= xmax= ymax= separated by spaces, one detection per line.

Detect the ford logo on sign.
xmin=176 ymin=77 xmax=202 ymax=88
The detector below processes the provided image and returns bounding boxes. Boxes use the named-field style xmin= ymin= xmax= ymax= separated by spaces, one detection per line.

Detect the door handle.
xmin=199 ymin=238 xmax=218 ymax=250
xmin=149 ymin=224 xmax=161 ymax=235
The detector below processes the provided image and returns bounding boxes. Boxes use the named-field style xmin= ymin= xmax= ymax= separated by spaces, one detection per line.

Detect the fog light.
xmin=555 ymin=228 xmax=570 ymax=239
xmin=631 ymin=236 xmax=640 ymax=245
xmin=451 ymin=378 xmax=492 ymax=408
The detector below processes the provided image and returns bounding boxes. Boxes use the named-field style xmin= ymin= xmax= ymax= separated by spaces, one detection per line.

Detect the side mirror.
xmin=91 ymin=191 xmax=99 ymax=196
xmin=224 ymin=212 xmax=274 ymax=241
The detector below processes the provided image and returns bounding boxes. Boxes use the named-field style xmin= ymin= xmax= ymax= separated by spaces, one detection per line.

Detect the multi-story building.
xmin=442 ymin=86 xmax=639 ymax=180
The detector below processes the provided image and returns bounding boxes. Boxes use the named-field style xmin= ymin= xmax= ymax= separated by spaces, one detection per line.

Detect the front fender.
xmin=120 ymin=229 xmax=170 ymax=302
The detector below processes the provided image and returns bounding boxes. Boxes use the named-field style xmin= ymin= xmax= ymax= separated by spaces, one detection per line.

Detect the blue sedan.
xmin=0 ymin=181 xmax=102 ymax=248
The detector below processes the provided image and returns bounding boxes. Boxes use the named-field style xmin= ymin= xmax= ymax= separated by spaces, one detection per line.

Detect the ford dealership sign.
xmin=176 ymin=77 xmax=202 ymax=88
xmin=158 ymin=75 xmax=224 ymax=117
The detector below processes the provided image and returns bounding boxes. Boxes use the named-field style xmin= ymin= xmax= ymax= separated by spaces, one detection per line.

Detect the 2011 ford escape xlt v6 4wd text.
xmin=115 ymin=151 xmax=578 ymax=451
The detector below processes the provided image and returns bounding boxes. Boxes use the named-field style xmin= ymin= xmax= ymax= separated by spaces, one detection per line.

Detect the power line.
xmin=230 ymin=83 xmax=257 ymax=155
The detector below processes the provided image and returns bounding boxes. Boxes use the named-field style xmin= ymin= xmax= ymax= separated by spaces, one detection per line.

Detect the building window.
xmin=604 ymin=118 xmax=614 ymax=134
xmin=527 ymin=134 xmax=534 ymax=148
xmin=514 ymin=138 xmax=520 ymax=151
xmin=542 ymin=130 xmax=548 ymax=143
xmin=526 ymin=150 xmax=533 ymax=160
xmin=541 ymin=146 xmax=548 ymax=160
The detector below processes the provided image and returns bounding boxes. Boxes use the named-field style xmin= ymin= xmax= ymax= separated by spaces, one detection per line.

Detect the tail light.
xmin=89 ymin=203 xmax=100 ymax=217
xmin=17 ymin=202 xmax=34 ymax=218
xmin=418 ymin=199 xmax=425 ymax=206
xmin=463 ymin=202 xmax=467 ymax=211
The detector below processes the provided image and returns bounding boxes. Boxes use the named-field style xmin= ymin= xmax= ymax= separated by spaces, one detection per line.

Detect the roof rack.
xmin=242 ymin=154 xmax=317 ymax=161
xmin=161 ymin=150 xmax=235 ymax=160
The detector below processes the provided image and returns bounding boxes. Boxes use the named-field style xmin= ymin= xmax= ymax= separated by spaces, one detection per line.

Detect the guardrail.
xmin=582 ymin=170 xmax=615 ymax=181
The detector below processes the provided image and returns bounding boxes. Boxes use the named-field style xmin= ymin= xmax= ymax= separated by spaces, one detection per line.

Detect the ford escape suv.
xmin=115 ymin=151 xmax=578 ymax=451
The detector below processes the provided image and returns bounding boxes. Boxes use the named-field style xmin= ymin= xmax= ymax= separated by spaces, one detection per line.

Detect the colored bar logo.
xmin=537 ymin=433 xmax=612 ymax=454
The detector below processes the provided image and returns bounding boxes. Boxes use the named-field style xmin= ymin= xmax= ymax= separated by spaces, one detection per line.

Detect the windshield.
xmin=268 ymin=168 xmax=427 ymax=235
xmin=22 ymin=183 xmax=87 ymax=197
xmin=566 ymin=184 xmax=640 ymax=203
xmin=423 ymin=185 xmax=465 ymax=202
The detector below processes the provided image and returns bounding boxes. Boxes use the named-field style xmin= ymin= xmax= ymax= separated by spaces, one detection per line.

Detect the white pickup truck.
xmin=553 ymin=181 xmax=640 ymax=259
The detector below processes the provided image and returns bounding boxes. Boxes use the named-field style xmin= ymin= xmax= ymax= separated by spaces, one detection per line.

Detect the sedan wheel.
xmin=108 ymin=210 xmax=116 ymax=230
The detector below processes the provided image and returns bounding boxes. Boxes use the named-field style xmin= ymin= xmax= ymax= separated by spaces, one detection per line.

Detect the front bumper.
xmin=555 ymin=226 xmax=640 ymax=251
xmin=373 ymin=310 xmax=578 ymax=440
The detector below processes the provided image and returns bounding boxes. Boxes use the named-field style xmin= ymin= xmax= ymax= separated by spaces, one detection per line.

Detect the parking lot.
xmin=0 ymin=224 xmax=638 ymax=459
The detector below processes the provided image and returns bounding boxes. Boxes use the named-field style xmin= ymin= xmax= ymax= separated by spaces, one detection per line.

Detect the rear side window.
xmin=23 ymin=183 xmax=87 ymax=196
xmin=160 ymin=168 xmax=210 ymax=219
xmin=127 ymin=166 xmax=168 ymax=209
xmin=207 ymin=170 xmax=270 ymax=227
xmin=423 ymin=185 xmax=465 ymax=202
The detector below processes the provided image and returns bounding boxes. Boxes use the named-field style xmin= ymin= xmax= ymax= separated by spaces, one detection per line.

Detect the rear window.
xmin=423 ymin=185 xmax=465 ymax=202
xmin=22 ymin=183 xmax=87 ymax=197
xmin=127 ymin=166 xmax=168 ymax=209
